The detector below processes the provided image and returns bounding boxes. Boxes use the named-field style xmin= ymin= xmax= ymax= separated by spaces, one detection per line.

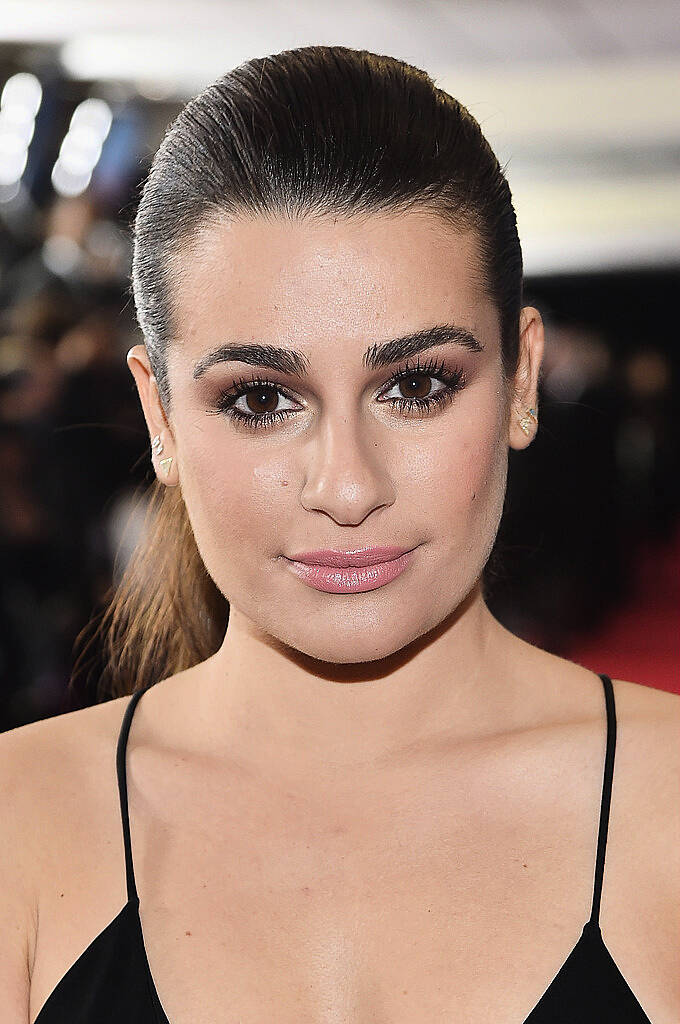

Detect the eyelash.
xmin=209 ymin=355 xmax=467 ymax=431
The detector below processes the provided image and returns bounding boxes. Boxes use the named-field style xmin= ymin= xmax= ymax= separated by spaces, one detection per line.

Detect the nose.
xmin=299 ymin=410 xmax=394 ymax=526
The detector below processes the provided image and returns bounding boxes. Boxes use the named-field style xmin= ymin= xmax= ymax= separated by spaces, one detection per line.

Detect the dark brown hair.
xmin=75 ymin=44 xmax=524 ymax=701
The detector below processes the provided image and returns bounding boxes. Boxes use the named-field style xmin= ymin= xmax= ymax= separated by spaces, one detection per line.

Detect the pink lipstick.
xmin=283 ymin=546 xmax=416 ymax=593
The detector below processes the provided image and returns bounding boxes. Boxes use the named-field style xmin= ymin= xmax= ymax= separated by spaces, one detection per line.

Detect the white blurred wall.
xmin=2 ymin=0 xmax=679 ymax=275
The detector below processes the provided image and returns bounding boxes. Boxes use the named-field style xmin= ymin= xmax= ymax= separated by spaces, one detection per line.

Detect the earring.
xmin=152 ymin=435 xmax=174 ymax=478
xmin=518 ymin=407 xmax=538 ymax=436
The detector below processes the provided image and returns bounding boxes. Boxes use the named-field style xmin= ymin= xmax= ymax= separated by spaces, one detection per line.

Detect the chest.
xmin=133 ymin=824 xmax=595 ymax=1023
xmin=30 ymin=740 xmax=667 ymax=1024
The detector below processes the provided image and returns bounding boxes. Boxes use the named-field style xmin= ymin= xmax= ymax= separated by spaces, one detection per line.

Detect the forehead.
xmin=170 ymin=208 xmax=493 ymax=357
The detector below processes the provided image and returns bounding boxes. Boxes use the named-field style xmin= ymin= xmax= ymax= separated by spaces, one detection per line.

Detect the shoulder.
xmin=609 ymin=678 xmax=679 ymax=829
xmin=0 ymin=694 xmax=131 ymax=822
xmin=611 ymin=675 xmax=680 ymax=720
xmin=610 ymin=677 xmax=679 ymax=783
xmin=0 ymin=694 xmax=134 ymax=839
xmin=0 ymin=696 xmax=133 ymax=973
xmin=608 ymin=679 xmax=679 ymax=993
xmin=0 ymin=695 xmax=133 ymax=802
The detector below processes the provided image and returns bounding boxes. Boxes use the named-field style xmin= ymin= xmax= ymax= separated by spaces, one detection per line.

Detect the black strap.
xmin=115 ymin=683 xmax=155 ymax=904
xmin=116 ymin=673 xmax=618 ymax=920
xmin=589 ymin=672 xmax=616 ymax=927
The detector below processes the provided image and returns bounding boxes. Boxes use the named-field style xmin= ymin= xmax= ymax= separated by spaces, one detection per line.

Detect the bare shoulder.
xmin=609 ymin=678 xmax=680 ymax=998
xmin=0 ymin=692 xmax=129 ymax=749
xmin=0 ymin=695 xmax=132 ymax=808
xmin=0 ymin=696 xmax=132 ymax=972
xmin=610 ymin=677 xmax=679 ymax=818
xmin=0 ymin=693 xmax=132 ymax=845
xmin=611 ymin=677 xmax=680 ymax=780
xmin=612 ymin=675 xmax=680 ymax=721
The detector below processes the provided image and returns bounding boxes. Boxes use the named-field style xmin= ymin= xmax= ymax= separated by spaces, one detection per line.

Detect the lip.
xmin=283 ymin=547 xmax=417 ymax=594
xmin=286 ymin=545 xmax=414 ymax=568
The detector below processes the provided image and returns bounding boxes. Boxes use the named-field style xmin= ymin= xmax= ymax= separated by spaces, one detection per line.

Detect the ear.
xmin=508 ymin=306 xmax=544 ymax=451
xmin=126 ymin=344 xmax=179 ymax=486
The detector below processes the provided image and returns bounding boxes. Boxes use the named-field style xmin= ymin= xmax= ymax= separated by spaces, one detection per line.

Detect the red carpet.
xmin=565 ymin=521 xmax=680 ymax=694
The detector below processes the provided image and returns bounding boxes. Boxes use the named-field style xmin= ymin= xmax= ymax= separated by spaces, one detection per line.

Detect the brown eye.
xmin=398 ymin=373 xmax=434 ymax=401
xmin=213 ymin=359 xmax=466 ymax=432
xmin=377 ymin=359 xmax=466 ymax=418
xmin=245 ymin=386 xmax=280 ymax=415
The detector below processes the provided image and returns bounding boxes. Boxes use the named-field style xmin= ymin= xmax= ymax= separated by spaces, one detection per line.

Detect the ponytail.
xmin=71 ymin=478 xmax=228 ymax=701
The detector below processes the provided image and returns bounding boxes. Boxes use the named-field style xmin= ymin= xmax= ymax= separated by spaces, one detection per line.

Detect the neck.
xmin=192 ymin=586 xmax=525 ymax=780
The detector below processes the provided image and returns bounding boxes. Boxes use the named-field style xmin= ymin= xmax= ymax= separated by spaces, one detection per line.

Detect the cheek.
xmin=400 ymin=414 xmax=504 ymax=523
xmin=179 ymin=428 xmax=291 ymax=566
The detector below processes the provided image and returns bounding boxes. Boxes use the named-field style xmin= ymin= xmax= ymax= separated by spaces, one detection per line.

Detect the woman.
xmin=2 ymin=45 xmax=678 ymax=1024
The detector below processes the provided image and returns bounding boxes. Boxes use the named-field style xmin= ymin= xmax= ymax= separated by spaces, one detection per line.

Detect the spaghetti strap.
xmin=115 ymin=684 xmax=156 ymax=904
xmin=34 ymin=668 xmax=655 ymax=1024
xmin=589 ymin=672 xmax=616 ymax=928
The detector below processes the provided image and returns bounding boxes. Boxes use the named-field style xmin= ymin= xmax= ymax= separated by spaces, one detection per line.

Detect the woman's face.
xmin=133 ymin=209 xmax=539 ymax=665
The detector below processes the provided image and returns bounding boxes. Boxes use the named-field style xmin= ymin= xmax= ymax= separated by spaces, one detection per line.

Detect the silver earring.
xmin=151 ymin=434 xmax=164 ymax=455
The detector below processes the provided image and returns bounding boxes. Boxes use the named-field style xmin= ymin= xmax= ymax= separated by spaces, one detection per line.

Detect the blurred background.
xmin=1 ymin=0 xmax=678 ymax=729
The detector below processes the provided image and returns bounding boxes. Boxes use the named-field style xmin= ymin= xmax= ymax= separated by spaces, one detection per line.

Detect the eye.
xmin=209 ymin=356 xmax=467 ymax=432
xmin=377 ymin=358 xmax=466 ymax=416
xmin=211 ymin=377 xmax=300 ymax=431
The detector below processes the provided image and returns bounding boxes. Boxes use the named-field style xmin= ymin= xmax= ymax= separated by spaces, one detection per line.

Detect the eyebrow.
xmin=191 ymin=323 xmax=484 ymax=380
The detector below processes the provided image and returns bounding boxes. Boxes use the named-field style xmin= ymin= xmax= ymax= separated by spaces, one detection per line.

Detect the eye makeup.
xmin=206 ymin=354 xmax=468 ymax=432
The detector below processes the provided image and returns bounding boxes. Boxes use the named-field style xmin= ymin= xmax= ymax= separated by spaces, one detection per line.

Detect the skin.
xmin=21 ymin=207 xmax=680 ymax=1024
xmin=127 ymin=207 xmax=546 ymax=782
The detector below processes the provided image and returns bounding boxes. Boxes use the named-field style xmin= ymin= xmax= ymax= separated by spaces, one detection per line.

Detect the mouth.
xmin=284 ymin=545 xmax=415 ymax=568
xmin=282 ymin=547 xmax=417 ymax=594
